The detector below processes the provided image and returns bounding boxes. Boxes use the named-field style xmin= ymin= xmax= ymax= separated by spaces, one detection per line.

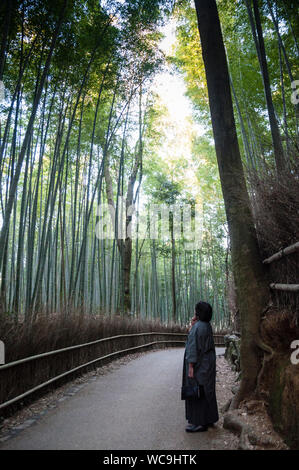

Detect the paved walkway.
xmin=0 ymin=347 xmax=234 ymax=450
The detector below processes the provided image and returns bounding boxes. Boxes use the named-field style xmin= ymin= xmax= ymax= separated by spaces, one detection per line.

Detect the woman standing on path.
xmin=182 ymin=301 xmax=219 ymax=432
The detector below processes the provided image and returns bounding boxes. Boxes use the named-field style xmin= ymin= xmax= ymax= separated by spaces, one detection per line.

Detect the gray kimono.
xmin=183 ymin=320 xmax=219 ymax=425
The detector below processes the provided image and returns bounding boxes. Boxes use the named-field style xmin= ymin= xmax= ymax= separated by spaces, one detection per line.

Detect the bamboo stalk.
xmin=263 ymin=241 xmax=299 ymax=264
xmin=270 ymin=283 xmax=299 ymax=292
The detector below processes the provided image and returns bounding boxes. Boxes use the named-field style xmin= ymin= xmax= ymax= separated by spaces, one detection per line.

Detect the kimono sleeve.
xmin=185 ymin=326 xmax=198 ymax=364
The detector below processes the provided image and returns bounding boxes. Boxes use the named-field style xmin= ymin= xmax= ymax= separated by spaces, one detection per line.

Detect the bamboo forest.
xmin=0 ymin=0 xmax=298 ymax=453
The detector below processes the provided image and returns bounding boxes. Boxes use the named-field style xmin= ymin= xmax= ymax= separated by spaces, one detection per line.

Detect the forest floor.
xmin=0 ymin=348 xmax=288 ymax=450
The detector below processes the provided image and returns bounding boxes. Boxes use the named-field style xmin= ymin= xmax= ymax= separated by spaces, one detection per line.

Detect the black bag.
xmin=181 ymin=379 xmax=201 ymax=400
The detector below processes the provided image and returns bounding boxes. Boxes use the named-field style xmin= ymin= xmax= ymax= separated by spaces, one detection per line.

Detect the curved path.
xmin=0 ymin=348 xmax=235 ymax=450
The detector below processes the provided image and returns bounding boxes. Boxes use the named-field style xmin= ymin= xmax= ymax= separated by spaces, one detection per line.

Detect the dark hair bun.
xmin=195 ymin=301 xmax=213 ymax=322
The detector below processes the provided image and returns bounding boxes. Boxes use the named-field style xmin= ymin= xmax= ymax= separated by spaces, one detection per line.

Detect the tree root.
xmin=223 ymin=412 xmax=253 ymax=450
xmin=255 ymin=335 xmax=274 ymax=357
xmin=221 ymin=398 xmax=232 ymax=413
xmin=255 ymin=335 xmax=275 ymax=398
xmin=224 ymin=305 xmax=275 ymax=410
xmin=228 ymin=384 xmax=242 ymax=410
xmin=230 ymin=337 xmax=273 ymax=408
xmin=244 ymin=399 xmax=266 ymax=415
xmin=223 ymin=411 xmax=278 ymax=450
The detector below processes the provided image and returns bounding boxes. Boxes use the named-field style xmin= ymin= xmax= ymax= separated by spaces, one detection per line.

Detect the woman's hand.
xmin=188 ymin=363 xmax=194 ymax=378
xmin=188 ymin=315 xmax=197 ymax=332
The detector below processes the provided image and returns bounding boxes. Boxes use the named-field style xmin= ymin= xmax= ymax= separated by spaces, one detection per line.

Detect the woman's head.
xmin=194 ymin=301 xmax=212 ymax=322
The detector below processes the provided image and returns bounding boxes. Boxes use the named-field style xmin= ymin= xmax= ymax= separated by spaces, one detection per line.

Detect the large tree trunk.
xmin=194 ymin=0 xmax=269 ymax=404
